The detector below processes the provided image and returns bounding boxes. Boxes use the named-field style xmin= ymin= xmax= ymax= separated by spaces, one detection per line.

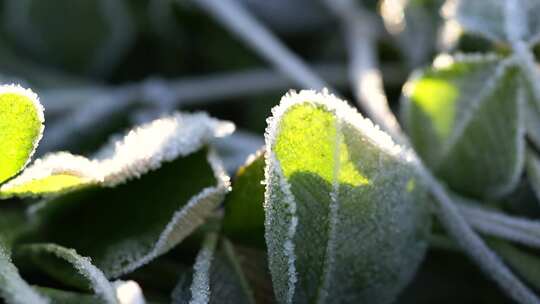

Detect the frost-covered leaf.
xmin=223 ymin=150 xmax=266 ymax=248
xmin=0 ymin=112 xmax=233 ymax=198
xmin=15 ymin=113 xmax=232 ymax=278
xmin=0 ymin=85 xmax=44 ymax=185
xmin=448 ymin=0 xmax=540 ymax=44
xmin=24 ymin=150 xmax=229 ymax=278
xmin=15 ymin=244 xmax=118 ymax=304
xmin=402 ymin=54 xmax=525 ymax=198
xmin=0 ymin=211 xmax=49 ymax=304
xmin=3 ymin=0 xmax=135 ymax=75
xmin=526 ymin=150 xmax=540 ymax=204
xmin=265 ymin=90 xmax=431 ymax=304
xmin=171 ymin=235 xmax=255 ymax=304
xmin=23 ymin=150 xmax=228 ymax=279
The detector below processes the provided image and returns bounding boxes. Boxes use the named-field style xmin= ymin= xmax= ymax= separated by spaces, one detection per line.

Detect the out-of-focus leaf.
xmin=0 ymin=85 xmax=44 ymax=185
xmin=171 ymin=235 xmax=255 ymax=304
xmin=402 ymin=54 xmax=524 ymax=198
xmin=3 ymin=0 xmax=135 ymax=76
xmin=35 ymin=287 xmax=100 ymax=304
xmin=449 ymin=0 xmax=540 ymax=44
xmin=524 ymin=77 xmax=540 ymax=149
xmin=526 ymin=150 xmax=540 ymax=204
xmin=1 ymin=112 xmax=233 ymax=199
xmin=15 ymin=243 xmax=118 ymax=304
xmin=13 ymin=113 xmax=232 ymax=278
xmin=23 ymin=147 xmax=229 ymax=278
xmin=264 ymin=90 xmax=431 ymax=304
xmin=0 ymin=210 xmax=49 ymax=304
xmin=223 ymin=150 xmax=266 ymax=248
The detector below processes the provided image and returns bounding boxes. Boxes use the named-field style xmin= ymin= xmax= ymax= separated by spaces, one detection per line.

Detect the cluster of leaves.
xmin=1 ymin=0 xmax=540 ymax=304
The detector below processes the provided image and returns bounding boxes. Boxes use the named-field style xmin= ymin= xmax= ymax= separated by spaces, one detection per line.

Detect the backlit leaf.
xmin=264 ymin=90 xmax=431 ymax=304
xmin=0 ymin=112 xmax=234 ymax=199
xmin=14 ymin=113 xmax=233 ymax=278
xmin=15 ymin=243 xmax=118 ymax=304
xmin=171 ymin=235 xmax=256 ymax=304
xmin=402 ymin=54 xmax=525 ymax=198
xmin=0 ymin=85 xmax=44 ymax=185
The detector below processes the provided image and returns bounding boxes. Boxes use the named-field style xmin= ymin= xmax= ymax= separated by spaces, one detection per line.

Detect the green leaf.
xmin=526 ymin=150 xmax=540 ymax=204
xmin=0 ymin=85 xmax=44 ymax=185
xmin=402 ymin=54 xmax=525 ymax=198
xmin=0 ymin=112 xmax=233 ymax=199
xmin=15 ymin=113 xmax=232 ymax=278
xmin=15 ymin=244 xmax=118 ymax=304
xmin=0 ymin=210 xmax=48 ymax=304
xmin=264 ymin=90 xmax=431 ymax=304
xmin=223 ymin=150 xmax=266 ymax=248
xmin=450 ymin=0 xmax=540 ymax=44
xmin=171 ymin=235 xmax=256 ymax=304
xmin=3 ymin=0 xmax=135 ymax=76
xmin=524 ymin=79 xmax=540 ymax=149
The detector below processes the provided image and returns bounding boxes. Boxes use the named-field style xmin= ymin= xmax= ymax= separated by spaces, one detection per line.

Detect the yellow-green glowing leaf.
xmin=0 ymin=85 xmax=44 ymax=185
xmin=0 ymin=174 xmax=92 ymax=199
xmin=402 ymin=54 xmax=524 ymax=198
xmin=17 ymin=112 xmax=233 ymax=278
xmin=265 ymin=90 xmax=431 ymax=304
xmin=0 ymin=112 xmax=234 ymax=199
xmin=408 ymin=78 xmax=458 ymax=140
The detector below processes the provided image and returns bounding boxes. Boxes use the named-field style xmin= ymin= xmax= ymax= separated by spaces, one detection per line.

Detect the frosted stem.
xmin=322 ymin=0 xmax=403 ymax=138
xmin=42 ymin=64 xmax=348 ymax=115
xmin=457 ymin=202 xmax=540 ymax=249
xmin=189 ymin=0 xmax=328 ymax=90
xmin=41 ymin=64 xmax=346 ymax=152
xmin=326 ymin=1 xmax=540 ymax=303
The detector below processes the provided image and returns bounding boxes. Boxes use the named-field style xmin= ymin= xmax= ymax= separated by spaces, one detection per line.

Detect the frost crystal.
xmin=1 ymin=112 xmax=234 ymax=197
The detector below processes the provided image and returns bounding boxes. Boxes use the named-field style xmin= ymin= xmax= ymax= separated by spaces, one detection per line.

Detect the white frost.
xmin=1 ymin=112 xmax=234 ymax=196
xmin=189 ymin=233 xmax=219 ymax=304
xmin=114 ymin=281 xmax=146 ymax=304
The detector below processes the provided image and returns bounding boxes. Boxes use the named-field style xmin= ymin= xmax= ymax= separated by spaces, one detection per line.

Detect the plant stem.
xmin=41 ymin=64 xmax=348 ymax=152
xmin=458 ymin=202 xmax=540 ymax=249
xmin=189 ymin=0 xmax=328 ymax=90
xmin=322 ymin=0 xmax=402 ymax=138
xmin=42 ymin=64 xmax=349 ymax=115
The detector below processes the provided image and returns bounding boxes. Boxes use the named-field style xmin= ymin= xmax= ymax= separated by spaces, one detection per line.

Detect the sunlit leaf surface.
xmin=402 ymin=54 xmax=524 ymax=198
xmin=0 ymin=85 xmax=44 ymax=185
xmin=264 ymin=90 xmax=431 ymax=304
